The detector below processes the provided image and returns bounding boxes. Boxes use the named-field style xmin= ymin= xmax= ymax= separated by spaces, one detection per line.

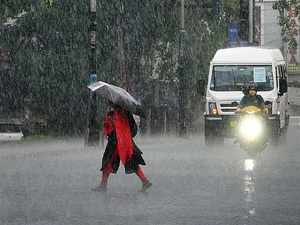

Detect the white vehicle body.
xmin=0 ymin=122 xmax=24 ymax=142
xmin=204 ymin=47 xmax=289 ymax=142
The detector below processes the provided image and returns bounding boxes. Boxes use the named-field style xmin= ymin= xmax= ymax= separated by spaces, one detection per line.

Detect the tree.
xmin=273 ymin=0 xmax=300 ymax=54
xmin=0 ymin=0 xmax=239 ymax=135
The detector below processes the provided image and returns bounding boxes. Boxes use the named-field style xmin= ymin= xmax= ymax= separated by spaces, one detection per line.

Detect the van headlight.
xmin=265 ymin=101 xmax=272 ymax=114
xmin=238 ymin=115 xmax=263 ymax=142
xmin=208 ymin=102 xmax=218 ymax=115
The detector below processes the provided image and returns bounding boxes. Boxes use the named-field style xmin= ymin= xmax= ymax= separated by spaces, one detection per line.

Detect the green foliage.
xmin=0 ymin=0 xmax=235 ymax=135
xmin=273 ymin=0 xmax=300 ymax=50
xmin=223 ymin=0 xmax=240 ymax=21
xmin=0 ymin=0 xmax=31 ymax=23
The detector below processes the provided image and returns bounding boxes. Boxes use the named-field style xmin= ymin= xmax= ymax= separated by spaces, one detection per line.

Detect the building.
xmin=255 ymin=0 xmax=283 ymax=50
xmin=255 ymin=0 xmax=300 ymax=68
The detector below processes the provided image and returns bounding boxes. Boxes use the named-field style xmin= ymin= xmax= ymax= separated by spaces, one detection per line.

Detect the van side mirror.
xmin=197 ymin=79 xmax=206 ymax=96
xmin=279 ymin=79 xmax=288 ymax=96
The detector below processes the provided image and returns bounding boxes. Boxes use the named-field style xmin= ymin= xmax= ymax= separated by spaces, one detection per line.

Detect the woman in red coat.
xmin=92 ymin=104 xmax=152 ymax=192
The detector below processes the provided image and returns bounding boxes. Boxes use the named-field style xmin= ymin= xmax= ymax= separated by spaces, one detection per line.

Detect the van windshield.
xmin=210 ymin=65 xmax=274 ymax=91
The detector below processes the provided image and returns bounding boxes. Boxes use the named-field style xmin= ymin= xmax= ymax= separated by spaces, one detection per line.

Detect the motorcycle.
xmin=236 ymin=105 xmax=268 ymax=156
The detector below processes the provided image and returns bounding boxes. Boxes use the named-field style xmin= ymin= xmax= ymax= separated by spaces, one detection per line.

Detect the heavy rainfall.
xmin=1 ymin=1 xmax=300 ymax=225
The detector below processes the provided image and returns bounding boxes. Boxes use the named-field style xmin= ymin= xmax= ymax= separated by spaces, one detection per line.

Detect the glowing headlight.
xmin=238 ymin=115 xmax=263 ymax=142
xmin=208 ymin=102 xmax=218 ymax=115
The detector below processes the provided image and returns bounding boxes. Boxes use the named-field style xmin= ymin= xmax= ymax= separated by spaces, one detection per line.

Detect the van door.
xmin=277 ymin=64 xmax=288 ymax=129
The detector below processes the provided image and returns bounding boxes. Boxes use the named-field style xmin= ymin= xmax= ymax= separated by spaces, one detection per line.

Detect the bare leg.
xmin=136 ymin=166 xmax=149 ymax=183
xmin=92 ymin=163 xmax=113 ymax=192
xmin=136 ymin=166 xmax=152 ymax=192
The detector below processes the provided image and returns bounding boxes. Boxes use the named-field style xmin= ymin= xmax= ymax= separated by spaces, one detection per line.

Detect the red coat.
xmin=101 ymin=110 xmax=145 ymax=174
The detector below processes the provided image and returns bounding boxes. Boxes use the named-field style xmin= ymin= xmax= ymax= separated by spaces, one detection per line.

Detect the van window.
xmin=210 ymin=65 xmax=274 ymax=91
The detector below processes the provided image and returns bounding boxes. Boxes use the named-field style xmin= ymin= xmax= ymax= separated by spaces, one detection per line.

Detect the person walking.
xmin=92 ymin=103 xmax=152 ymax=192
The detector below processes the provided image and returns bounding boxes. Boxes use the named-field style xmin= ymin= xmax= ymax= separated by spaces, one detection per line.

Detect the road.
xmin=1 ymin=125 xmax=300 ymax=225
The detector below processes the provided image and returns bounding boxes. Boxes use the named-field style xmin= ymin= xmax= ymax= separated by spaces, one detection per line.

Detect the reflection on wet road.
xmin=243 ymin=159 xmax=256 ymax=225
xmin=1 ymin=127 xmax=300 ymax=225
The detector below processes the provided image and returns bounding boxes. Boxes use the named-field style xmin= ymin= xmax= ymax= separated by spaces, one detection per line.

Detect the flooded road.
xmin=1 ymin=127 xmax=300 ymax=225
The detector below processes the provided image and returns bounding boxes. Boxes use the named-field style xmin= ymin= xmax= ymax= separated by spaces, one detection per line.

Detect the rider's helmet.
xmin=247 ymin=83 xmax=258 ymax=97
xmin=248 ymin=83 xmax=257 ymax=92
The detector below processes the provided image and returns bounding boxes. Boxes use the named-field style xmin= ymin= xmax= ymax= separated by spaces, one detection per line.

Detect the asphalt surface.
xmin=1 ymin=125 xmax=300 ymax=225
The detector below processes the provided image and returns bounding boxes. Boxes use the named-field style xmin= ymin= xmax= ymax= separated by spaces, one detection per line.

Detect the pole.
xmin=249 ymin=0 xmax=254 ymax=44
xmin=213 ymin=0 xmax=220 ymax=16
xmin=178 ymin=0 xmax=187 ymax=136
xmin=86 ymin=0 xmax=99 ymax=146
xmin=181 ymin=0 xmax=185 ymax=31
xmin=239 ymin=0 xmax=249 ymax=43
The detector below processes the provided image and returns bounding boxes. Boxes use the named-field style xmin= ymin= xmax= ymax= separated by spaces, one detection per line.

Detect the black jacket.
xmin=240 ymin=95 xmax=265 ymax=109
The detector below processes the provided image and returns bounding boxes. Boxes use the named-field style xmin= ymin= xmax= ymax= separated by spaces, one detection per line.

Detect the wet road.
xmin=1 ymin=126 xmax=300 ymax=225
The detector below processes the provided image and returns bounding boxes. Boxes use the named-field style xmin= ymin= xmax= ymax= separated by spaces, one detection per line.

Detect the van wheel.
xmin=279 ymin=126 xmax=288 ymax=145
xmin=215 ymin=136 xmax=224 ymax=145
xmin=270 ymin=119 xmax=280 ymax=146
xmin=205 ymin=134 xmax=214 ymax=146
xmin=204 ymin=121 xmax=224 ymax=146
xmin=281 ymin=132 xmax=287 ymax=145
xmin=205 ymin=131 xmax=224 ymax=146
xmin=271 ymin=129 xmax=287 ymax=147
xmin=204 ymin=126 xmax=215 ymax=146
xmin=270 ymin=132 xmax=280 ymax=146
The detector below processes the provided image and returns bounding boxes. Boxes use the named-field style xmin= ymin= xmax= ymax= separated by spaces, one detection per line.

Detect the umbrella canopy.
xmin=88 ymin=81 xmax=144 ymax=117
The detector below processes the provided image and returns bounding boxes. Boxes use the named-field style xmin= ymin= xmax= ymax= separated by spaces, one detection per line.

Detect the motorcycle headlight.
xmin=238 ymin=115 xmax=263 ymax=142
xmin=208 ymin=102 xmax=218 ymax=115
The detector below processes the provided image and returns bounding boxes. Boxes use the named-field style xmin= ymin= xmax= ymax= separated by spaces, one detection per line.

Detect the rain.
xmin=1 ymin=1 xmax=300 ymax=225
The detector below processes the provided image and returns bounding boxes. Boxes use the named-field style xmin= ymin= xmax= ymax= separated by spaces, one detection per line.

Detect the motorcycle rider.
xmin=236 ymin=84 xmax=268 ymax=154
xmin=238 ymin=84 xmax=265 ymax=111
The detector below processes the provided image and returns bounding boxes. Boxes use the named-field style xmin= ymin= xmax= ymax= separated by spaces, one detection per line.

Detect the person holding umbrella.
xmin=89 ymin=82 xmax=151 ymax=192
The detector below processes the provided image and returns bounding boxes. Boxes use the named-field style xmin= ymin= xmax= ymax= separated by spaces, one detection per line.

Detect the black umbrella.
xmin=88 ymin=81 xmax=145 ymax=117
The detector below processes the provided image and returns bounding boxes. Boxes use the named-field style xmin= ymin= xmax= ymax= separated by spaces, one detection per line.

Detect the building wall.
xmin=256 ymin=0 xmax=283 ymax=49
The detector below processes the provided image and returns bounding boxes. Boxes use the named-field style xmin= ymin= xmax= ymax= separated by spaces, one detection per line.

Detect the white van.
xmin=0 ymin=121 xmax=24 ymax=142
xmin=204 ymin=47 xmax=289 ymax=145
